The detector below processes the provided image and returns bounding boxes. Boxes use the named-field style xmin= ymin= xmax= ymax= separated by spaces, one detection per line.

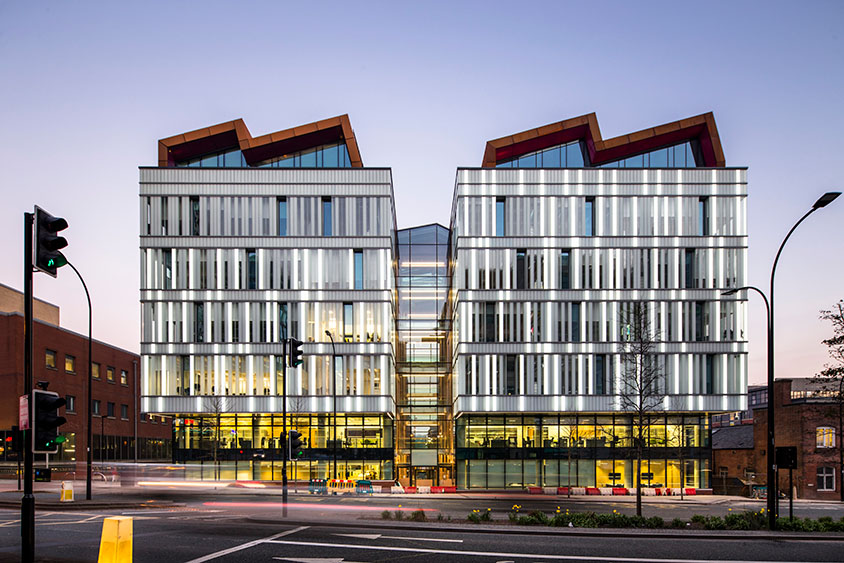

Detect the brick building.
xmin=713 ymin=378 xmax=841 ymax=500
xmin=0 ymin=284 xmax=171 ymax=464
xmin=711 ymin=424 xmax=755 ymax=495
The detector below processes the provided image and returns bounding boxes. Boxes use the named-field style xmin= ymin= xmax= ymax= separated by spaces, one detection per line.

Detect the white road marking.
xmin=333 ymin=533 xmax=462 ymax=543
xmin=273 ymin=559 xmax=366 ymax=563
xmin=183 ymin=525 xmax=308 ymax=563
xmin=266 ymin=539 xmax=834 ymax=563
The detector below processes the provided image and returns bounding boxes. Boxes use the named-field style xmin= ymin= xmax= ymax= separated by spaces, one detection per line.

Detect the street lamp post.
xmin=727 ymin=191 xmax=839 ymax=529
xmin=325 ymin=330 xmax=338 ymax=480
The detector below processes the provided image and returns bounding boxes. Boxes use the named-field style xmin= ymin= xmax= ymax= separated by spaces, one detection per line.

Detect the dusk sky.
xmin=1 ymin=1 xmax=842 ymax=386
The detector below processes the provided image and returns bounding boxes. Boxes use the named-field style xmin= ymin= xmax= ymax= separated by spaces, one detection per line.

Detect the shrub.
xmin=724 ymin=512 xmax=750 ymax=530
xmin=508 ymin=504 xmax=522 ymax=522
xmin=516 ymin=510 xmax=549 ymax=526
xmin=671 ymin=518 xmax=686 ymax=529
xmin=704 ymin=516 xmax=726 ymax=530
xmin=628 ymin=515 xmax=646 ymax=528
xmin=395 ymin=510 xmax=404 ymax=521
xmin=381 ymin=510 xmax=391 ymax=520
xmin=644 ymin=516 xmax=664 ymax=529
xmin=550 ymin=513 xmax=572 ymax=527
xmin=436 ymin=513 xmax=444 ymax=522
xmin=570 ymin=512 xmax=599 ymax=528
xmin=409 ymin=509 xmax=427 ymax=522
xmin=468 ymin=509 xmax=491 ymax=523
xmin=690 ymin=514 xmax=707 ymax=525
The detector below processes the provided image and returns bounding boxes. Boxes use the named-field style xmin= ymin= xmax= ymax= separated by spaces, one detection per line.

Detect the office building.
xmin=141 ymin=111 xmax=747 ymax=488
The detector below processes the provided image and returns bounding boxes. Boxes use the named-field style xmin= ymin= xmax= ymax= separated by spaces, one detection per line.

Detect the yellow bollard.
xmin=97 ymin=516 xmax=133 ymax=563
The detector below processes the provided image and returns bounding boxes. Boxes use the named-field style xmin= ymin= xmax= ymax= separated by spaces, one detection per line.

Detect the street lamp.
xmin=726 ymin=191 xmax=839 ymax=529
xmin=325 ymin=330 xmax=338 ymax=480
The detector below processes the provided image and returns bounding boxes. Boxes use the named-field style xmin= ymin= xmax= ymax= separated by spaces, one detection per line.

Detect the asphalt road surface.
xmin=0 ymin=506 xmax=842 ymax=563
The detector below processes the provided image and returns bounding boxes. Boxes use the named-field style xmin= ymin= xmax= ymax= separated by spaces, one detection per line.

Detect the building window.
xmin=66 ymin=395 xmax=76 ymax=413
xmin=817 ymin=427 xmax=835 ymax=449
xmin=516 ymin=249 xmax=526 ymax=290
xmin=120 ymin=370 xmax=128 ymax=386
xmin=190 ymin=196 xmax=200 ymax=236
xmin=247 ymin=249 xmax=257 ymax=290
xmin=45 ymin=350 xmax=57 ymax=370
xmin=817 ymin=467 xmax=835 ymax=491
xmin=585 ymin=197 xmax=595 ymax=236
xmin=560 ymin=250 xmax=571 ymax=289
xmin=698 ymin=197 xmax=710 ymax=236
xmin=107 ymin=402 xmax=115 ymax=418
xmin=93 ymin=400 xmax=101 ymax=416
xmin=65 ymin=355 xmax=75 ymax=374
xmin=92 ymin=363 xmax=100 ymax=380
xmin=354 ymin=250 xmax=363 ymax=290
xmin=495 ymin=197 xmax=505 ymax=236
xmin=121 ymin=404 xmax=129 ymax=420
xmin=685 ymin=249 xmax=696 ymax=289
xmin=194 ymin=302 xmax=205 ymax=343
xmin=505 ymin=355 xmax=517 ymax=395
xmin=343 ymin=303 xmax=354 ymax=343
xmin=107 ymin=367 xmax=115 ymax=382
xmin=278 ymin=197 xmax=287 ymax=236
xmin=322 ymin=197 xmax=333 ymax=236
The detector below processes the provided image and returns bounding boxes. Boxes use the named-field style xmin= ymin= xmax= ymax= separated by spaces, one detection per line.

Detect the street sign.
xmin=19 ymin=395 xmax=29 ymax=430
xmin=776 ymin=446 xmax=798 ymax=470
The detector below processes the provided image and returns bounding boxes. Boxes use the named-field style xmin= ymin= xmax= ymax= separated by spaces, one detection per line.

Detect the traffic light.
xmin=289 ymin=338 xmax=304 ymax=368
xmin=34 ymin=206 xmax=68 ymax=277
xmin=288 ymin=430 xmax=305 ymax=459
xmin=32 ymin=390 xmax=67 ymax=454
xmin=10 ymin=426 xmax=21 ymax=456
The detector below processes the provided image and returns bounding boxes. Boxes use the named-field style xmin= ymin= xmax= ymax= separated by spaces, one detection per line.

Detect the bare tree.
xmin=560 ymin=419 xmax=585 ymax=498
xmin=618 ymin=302 xmax=666 ymax=516
xmin=814 ymin=300 xmax=844 ymax=502
xmin=203 ymin=396 xmax=228 ymax=480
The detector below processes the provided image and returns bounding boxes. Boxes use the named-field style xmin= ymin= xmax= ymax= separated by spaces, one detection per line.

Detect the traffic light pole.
xmin=282 ymin=338 xmax=288 ymax=518
xmin=22 ymin=212 xmax=35 ymax=563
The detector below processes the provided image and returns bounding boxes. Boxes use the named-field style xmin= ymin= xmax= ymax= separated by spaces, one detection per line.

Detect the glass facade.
xmin=175 ymin=142 xmax=352 ymax=168
xmin=456 ymin=414 xmax=710 ymax=489
xmin=395 ymin=225 xmax=453 ymax=487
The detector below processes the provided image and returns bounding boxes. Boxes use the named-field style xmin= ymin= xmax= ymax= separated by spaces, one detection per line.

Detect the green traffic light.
xmin=46 ymin=255 xmax=67 ymax=269
xmin=54 ymin=435 xmax=66 ymax=444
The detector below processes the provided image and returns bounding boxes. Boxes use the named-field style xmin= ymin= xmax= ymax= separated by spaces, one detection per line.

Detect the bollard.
xmin=60 ymin=481 xmax=74 ymax=502
xmin=98 ymin=516 xmax=133 ymax=563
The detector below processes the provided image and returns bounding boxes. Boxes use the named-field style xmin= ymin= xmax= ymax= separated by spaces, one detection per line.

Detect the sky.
xmin=1 ymin=1 xmax=842 ymax=386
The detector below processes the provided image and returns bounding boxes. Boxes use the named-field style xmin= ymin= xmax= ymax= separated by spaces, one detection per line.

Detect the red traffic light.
xmin=4 ymin=437 xmax=11 ymax=442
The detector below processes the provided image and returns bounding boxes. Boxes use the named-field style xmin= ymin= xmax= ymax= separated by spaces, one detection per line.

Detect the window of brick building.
xmin=92 ymin=400 xmax=101 ymax=416
xmin=107 ymin=367 xmax=115 ymax=382
xmin=107 ymin=402 xmax=115 ymax=418
xmin=65 ymin=355 xmax=75 ymax=374
xmin=120 ymin=404 xmax=128 ymax=420
xmin=818 ymin=467 xmax=835 ymax=491
xmin=45 ymin=350 xmax=57 ymax=370
xmin=66 ymin=395 xmax=76 ymax=413
xmin=92 ymin=363 xmax=100 ymax=379
xmin=120 ymin=370 xmax=128 ymax=386
xmin=817 ymin=427 xmax=835 ymax=449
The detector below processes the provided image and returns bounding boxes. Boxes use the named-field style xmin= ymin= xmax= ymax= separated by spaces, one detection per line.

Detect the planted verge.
xmin=463 ymin=507 xmax=844 ymax=532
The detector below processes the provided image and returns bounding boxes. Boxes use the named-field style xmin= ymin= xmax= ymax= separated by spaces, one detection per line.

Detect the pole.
xmin=65 ymin=260 xmax=93 ymax=500
xmin=789 ymin=467 xmax=793 ymax=521
xmin=282 ymin=338 xmax=288 ymax=518
xmin=22 ymin=211 xmax=34 ymax=563
xmin=325 ymin=332 xmax=337 ymax=480
xmin=769 ymin=207 xmax=816 ymax=528
xmin=133 ymin=360 xmax=138 ymax=464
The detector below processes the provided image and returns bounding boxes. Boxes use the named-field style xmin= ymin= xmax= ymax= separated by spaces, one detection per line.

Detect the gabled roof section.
xmin=158 ymin=114 xmax=363 ymax=167
xmin=482 ymin=112 xmax=725 ymax=168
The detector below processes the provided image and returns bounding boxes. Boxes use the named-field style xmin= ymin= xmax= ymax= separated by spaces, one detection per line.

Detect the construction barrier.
xmin=528 ymin=487 xmax=543 ymax=494
xmin=598 ymin=487 xmax=613 ymax=496
xmin=97 ymin=516 xmax=132 ymax=563
xmin=612 ymin=487 xmax=628 ymax=495
xmin=60 ymin=481 xmax=74 ymax=502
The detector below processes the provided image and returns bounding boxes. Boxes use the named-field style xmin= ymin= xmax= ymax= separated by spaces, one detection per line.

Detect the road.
xmin=0 ymin=510 xmax=842 ymax=563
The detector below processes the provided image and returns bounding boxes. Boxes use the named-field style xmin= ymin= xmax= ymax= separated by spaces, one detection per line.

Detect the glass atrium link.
xmin=395 ymin=224 xmax=454 ymax=487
